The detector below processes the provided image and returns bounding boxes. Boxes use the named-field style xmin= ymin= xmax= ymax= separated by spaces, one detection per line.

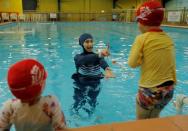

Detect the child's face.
xmin=83 ymin=39 xmax=93 ymax=52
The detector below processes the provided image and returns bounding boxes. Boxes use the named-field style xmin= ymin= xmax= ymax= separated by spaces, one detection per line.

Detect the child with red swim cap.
xmin=0 ymin=59 xmax=66 ymax=131
xmin=128 ymin=0 xmax=176 ymax=119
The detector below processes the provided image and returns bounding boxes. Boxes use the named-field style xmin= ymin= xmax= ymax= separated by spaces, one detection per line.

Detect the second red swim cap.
xmin=136 ymin=0 xmax=164 ymax=26
xmin=7 ymin=59 xmax=47 ymax=100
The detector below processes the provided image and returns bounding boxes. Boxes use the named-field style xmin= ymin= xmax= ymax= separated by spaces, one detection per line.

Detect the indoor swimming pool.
xmin=0 ymin=22 xmax=188 ymax=128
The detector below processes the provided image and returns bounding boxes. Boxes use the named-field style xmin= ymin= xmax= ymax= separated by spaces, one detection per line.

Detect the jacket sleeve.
xmin=99 ymin=58 xmax=109 ymax=70
xmin=74 ymin=55 xmax=79 ymax=72
xmin=128 ymin=35 xmax=144 ymax=68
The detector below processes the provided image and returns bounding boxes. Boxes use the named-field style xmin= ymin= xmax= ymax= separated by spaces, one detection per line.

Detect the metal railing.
xmin=22 ymin=12 xmax=114 ymax=22
xmin=1 ymin=9 xmax=188 ymax=26
xmin=112 ymin=8 xmax=188 ymax=25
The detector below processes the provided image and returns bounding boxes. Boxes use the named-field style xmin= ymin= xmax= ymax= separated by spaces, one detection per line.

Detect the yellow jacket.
xmin=128 ymin=31 xmax=176 ymax=88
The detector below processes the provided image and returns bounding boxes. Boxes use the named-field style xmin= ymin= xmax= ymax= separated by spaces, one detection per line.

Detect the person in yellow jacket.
xmin=128 ymin=1 xmax=176 ymax=119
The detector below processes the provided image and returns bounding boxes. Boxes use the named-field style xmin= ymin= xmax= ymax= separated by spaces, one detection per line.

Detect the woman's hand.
xmin=101 ymin=48 xmax=110 ymax=57
xmin=105 ymin=67 xmax=115 ymax=79
xmin=98 ymin=48 xmax=110 ymax=57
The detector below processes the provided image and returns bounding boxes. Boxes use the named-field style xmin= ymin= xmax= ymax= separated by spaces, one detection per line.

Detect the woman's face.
xmin=83 ymin=39 xmax=93 ymax=52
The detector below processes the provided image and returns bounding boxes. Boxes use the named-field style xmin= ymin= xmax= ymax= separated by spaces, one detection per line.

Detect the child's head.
xmin=7 ymin=59 xmax=47 ymax=102
xmin=136 ymin=1 xmax=164 ymax=32
xmin=79 ymin=33 xmax=93 ymax=53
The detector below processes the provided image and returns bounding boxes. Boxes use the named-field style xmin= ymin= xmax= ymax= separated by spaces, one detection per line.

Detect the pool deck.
xmin=64 ymin=115 xmax=188 ymax=131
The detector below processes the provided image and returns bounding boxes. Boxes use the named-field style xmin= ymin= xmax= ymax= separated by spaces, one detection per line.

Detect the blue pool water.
xmin=0 ymin=22 xmax=188 ymax=128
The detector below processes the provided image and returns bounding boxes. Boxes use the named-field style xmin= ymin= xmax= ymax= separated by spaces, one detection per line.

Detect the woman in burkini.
xmin=72 ymin=33 xmax=114 ymax=115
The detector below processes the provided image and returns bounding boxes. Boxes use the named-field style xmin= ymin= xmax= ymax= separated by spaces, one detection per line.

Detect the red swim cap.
xmin=7 ymin=59 xmax=47 ymax=100
xmin=136 ymin=0 xmax=164 ymax=26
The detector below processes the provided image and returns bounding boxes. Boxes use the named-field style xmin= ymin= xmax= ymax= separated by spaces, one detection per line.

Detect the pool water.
xmin=0 ymin=22 xmax=188 ymax=128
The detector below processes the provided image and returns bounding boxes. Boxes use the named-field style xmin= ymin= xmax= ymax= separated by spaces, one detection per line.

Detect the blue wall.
xmin=165 ymin=0 xmax=188 ymax=10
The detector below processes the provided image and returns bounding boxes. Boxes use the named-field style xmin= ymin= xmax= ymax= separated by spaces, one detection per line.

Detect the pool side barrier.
xmin=63 ymin=115 xmax=188 ymax=131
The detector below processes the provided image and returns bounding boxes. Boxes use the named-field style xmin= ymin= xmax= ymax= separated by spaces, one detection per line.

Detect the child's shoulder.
xmin=3 ymin=98 xmax=20 ymax=105
xmin=136 ymin=32 xmax=169 ymax=41
xmin=135 ymin=33 xmax=148 ymax=39
xmin=40 ymin=95 xmax=61 ymax=111
xmin=41 ymin=95 xmax=60 ymax=104
xmin=1 ymin=98 xmax=21 ymax=110
xmin=42 ymin=95 xmax=58 ymax=101
xmin=134 ymin=33 xmax=148 ymax=42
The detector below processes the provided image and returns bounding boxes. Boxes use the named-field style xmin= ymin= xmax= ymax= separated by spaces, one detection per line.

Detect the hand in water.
xmin=105 ymin=68 xmax=115 ymax=79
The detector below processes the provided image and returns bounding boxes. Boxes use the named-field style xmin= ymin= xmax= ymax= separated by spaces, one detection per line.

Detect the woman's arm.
xmin=104 ymin=67 xmax=115 ymax=78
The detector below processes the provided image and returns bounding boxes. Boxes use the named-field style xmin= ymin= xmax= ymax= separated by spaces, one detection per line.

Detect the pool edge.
xmin=64 ymin=115 xmax=188 ymax=131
